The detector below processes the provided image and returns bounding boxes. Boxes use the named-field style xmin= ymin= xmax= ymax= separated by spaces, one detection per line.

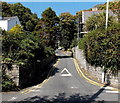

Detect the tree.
xmin=79 ymin=22 xmax=120 ymax=75
xmin=2 ymin=25 xmax=25 ymax=64
xmin=2 ymin=2 xmax=12 ymax=17
xmin=25 ymin=20 xmax=35 ymax=31
xmin=2 ymin=2 xmax=39 ymax=31
xmin=35 ymin=7 xmax=59 ymax=49
xmin=85 ymin=13 xmax=115 ymax=31
xmin=59 ymin=12 xmax=77 ymax=49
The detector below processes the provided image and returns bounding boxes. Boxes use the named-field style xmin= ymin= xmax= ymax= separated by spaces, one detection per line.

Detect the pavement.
xmin=2 ymin=50 xmax=119 ymax=103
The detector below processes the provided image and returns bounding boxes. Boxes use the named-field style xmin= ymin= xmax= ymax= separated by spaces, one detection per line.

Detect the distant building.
xmin=112 ymin=0 xmax=120 ymax=2
xmin=82 ymin=9 xmax=117 ymax=24
xmin=0 ymin=16 xmax=21 ymax=31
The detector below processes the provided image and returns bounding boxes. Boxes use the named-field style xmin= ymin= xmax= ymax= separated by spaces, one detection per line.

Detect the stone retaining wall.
xmin=3 ymin=55 xmax=56 ymax=88
xmin=4 ymin=64 xmax=19 ymax=86
xmin=72 ymin=46 xmax=118 ymax=87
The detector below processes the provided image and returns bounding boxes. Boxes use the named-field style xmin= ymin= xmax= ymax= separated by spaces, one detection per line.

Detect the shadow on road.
xmin=50 ymin=67 xmax=60 ymax=77
xmin=87 ymin=84 xmax=108 ymax=101
xmin=3 ymin=84 xmax=118 ymax=103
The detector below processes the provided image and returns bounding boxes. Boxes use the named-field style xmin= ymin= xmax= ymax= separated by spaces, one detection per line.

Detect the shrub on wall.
xmin=79 ymin=23 xmax=120 ymax=75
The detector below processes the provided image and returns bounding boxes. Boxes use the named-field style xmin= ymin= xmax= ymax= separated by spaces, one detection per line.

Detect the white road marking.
xmin=100 ymin=86 xmax=114 ymax=90
xmin=8 ymin=97 xmax=17 ymax=101
xmin=30 ymin=90 xmax=41 ymax=92
xmin=71 ymin=86 xmax=78 ymax=89
xmin=61 ymin=68 xmax=72 ymax=76
xmin=105 ymin=91 xmax=119 ymax=93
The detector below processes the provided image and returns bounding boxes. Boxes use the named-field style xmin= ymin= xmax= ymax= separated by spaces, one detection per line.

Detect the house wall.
xmin=0 ymin=20 xmax=8 ymax=31
xmin=8 ymin=17 xmax=21 ymax=31
xmin=82 ymin=10 xmax=116 ymax=23
xmin=0 ymin=16 xmax=21 ymax=31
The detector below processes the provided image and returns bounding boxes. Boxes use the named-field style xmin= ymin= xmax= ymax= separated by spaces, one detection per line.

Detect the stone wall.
xmin=4 ymin=55 xmax=56 ymax=88
xmin=72 ymin=46 xmax=118 ymax=87
xmin=5 ymin=64 xmax=19 ymax=86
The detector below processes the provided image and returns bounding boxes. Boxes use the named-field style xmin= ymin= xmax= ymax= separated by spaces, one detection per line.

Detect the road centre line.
xmin=73 ymin=58 xmax=120 ymax=92
xmin=20 ymin=59 xmax=60 ymax=94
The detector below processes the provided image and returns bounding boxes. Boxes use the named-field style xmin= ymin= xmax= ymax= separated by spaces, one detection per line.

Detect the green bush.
xmin=79 ymin=23 xmax=120 ymax=75
xmin=70 ymin=38 xmax=78 ymax=48
xmin=44 ymin=46 xmax=55 ymax=57
xmin=78 ymin=38 xmax=86 ymax=49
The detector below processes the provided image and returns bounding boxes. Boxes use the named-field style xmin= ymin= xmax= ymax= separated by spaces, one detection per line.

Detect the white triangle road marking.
xmin=8 ymin=97 xmax=17 ymax=101
xmin=61 ymin=68 xmax=72 ymax=76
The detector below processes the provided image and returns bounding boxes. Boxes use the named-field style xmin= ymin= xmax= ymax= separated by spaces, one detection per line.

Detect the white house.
xmin=82 ymin=8 xmax=117 ymax=24
xmin=0 ymin=16 xmax=21 ymax=31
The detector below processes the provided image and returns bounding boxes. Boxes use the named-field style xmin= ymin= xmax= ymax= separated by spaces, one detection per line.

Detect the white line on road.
xmin=61 ymin=74 xmax=72 ymax=76
xmin=30 ymin=90 xmax=41 ymax=92
xmin=105 ymin=91 xmax=119 ymax=93
xmin=71 ymin=86 xmax=78 ymax=89
xmin=100 ymin=86 xmax=114 ymax=90
xmin=8 ymin=97 xmax=17 ymax=101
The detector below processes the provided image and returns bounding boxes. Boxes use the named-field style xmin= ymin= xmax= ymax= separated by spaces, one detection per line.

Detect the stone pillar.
xmin=5 ymin=65 xmax=19 ymax=86
xmin=12 ymin=65 xmax=19 ymax=86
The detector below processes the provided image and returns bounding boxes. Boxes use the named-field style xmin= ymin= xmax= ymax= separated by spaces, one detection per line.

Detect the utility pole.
xmin=102 ymin=0 xmax=109 ymax=84
xmin=105 ymin=0 xmax=109 ymax=29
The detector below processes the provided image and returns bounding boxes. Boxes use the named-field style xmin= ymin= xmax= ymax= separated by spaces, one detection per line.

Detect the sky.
xmin=9 ymin=2 xmax=105 ymax=18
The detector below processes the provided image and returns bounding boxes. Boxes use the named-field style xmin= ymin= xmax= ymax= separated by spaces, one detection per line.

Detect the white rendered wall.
xmin=8 ymin=17 xmax=21 ymax=31
xmin=0 ymin=20 xmax=8 ymax=31
xmin=0 ymin=17 xmax=21 ymax=31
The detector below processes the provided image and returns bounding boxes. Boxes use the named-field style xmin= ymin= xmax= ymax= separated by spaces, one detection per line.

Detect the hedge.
xmin=79 ymin=23 xmax=120 ymax=75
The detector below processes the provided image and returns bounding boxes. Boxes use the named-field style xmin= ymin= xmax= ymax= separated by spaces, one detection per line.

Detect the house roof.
xmin=82 ymin=9 xmax=120 ymax=12
xmin=0 ymin=16 xmax=18 ymax=20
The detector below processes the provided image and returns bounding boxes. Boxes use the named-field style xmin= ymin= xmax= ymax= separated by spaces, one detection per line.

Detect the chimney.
xmin=92 ymin=7 xmax=98 ymax=11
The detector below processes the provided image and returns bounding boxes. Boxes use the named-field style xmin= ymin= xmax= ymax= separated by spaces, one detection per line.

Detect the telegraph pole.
xmin=105 ymin=0 xmax=109 ymax=29
xmin=102 ymin=0 xmax=109 ymax=83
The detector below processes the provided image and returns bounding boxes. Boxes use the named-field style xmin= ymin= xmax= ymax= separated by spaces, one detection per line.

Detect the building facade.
xmin=82 ymin=9 xmax=117 ymax=24
xmin=0 ymin=16 xmax=21 ymax=31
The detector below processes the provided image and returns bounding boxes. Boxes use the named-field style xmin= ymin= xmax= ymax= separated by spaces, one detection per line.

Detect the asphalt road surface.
xmin=2 ymin=50 xmax=119 ymax=103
